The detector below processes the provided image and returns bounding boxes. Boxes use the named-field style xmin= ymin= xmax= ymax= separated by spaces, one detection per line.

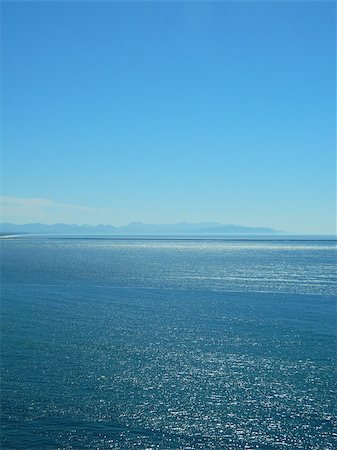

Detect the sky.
xmin=1 ymin=1 xmax=336 ymax=234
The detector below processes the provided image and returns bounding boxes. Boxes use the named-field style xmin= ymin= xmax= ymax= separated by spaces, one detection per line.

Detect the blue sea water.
xmin=1 ymin=237 xmax=336 ymax=449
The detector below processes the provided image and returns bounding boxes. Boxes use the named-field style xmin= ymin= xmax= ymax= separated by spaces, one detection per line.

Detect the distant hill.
xmin=0 ymin=222 xmax=280 ymax=235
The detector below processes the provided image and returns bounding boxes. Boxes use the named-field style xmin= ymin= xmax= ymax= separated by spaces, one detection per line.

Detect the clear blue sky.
xmin=1 ymin=1 xmax=336 ymax=233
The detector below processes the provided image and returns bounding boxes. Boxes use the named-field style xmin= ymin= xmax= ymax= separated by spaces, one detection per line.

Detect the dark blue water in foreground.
xmin=1 ymin=237 xmax=336 ymax=449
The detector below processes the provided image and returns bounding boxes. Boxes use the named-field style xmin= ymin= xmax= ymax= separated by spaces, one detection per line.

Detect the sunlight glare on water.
xmin=1 ymin=237 xmax=336 ymax=449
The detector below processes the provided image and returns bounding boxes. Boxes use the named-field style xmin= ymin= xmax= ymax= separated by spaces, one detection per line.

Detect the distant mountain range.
xmin=0 ymin=222 xmax=281 ymax=235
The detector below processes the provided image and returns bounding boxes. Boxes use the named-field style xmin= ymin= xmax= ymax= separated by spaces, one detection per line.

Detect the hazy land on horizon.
xmin=0 ymin=221 xmax=282 ymax=236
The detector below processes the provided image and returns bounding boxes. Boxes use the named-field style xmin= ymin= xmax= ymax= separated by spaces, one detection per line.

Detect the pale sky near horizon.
xmin=1 ymin=1 xmax=336 ymax=233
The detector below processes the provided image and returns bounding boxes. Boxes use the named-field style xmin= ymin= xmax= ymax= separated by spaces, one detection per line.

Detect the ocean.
xmin=1 ymin=236 xmax=336 ymax=449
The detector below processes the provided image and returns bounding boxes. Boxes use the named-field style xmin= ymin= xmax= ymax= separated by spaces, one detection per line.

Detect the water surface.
xmin=1 ymin=237 xmax=336 ymax=449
